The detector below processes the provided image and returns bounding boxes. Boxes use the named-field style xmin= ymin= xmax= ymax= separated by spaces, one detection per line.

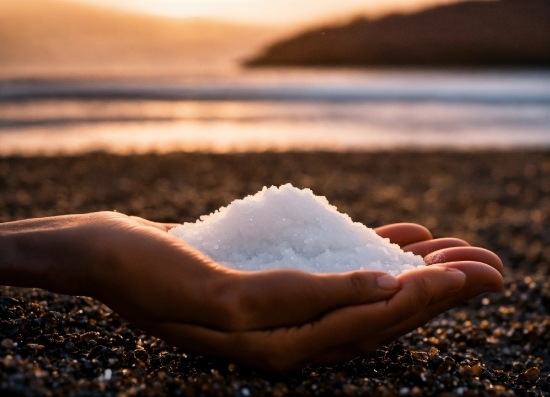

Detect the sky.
xmin=73 ymin=0 xmax=466 ymax=25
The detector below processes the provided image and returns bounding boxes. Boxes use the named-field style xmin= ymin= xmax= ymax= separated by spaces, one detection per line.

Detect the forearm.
xmin=0 ymin=215 xmax=99 ymax=296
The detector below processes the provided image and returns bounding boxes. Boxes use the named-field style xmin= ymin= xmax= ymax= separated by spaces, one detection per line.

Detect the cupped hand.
xmin=78 ymin=212 xmax=405 ymax=334
xmin=67 ymin=213 xmax=502 ymax=371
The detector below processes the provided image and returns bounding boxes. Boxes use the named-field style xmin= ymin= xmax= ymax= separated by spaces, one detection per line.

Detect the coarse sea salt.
xmin=169 ymin=184 xmax=425 ymax=275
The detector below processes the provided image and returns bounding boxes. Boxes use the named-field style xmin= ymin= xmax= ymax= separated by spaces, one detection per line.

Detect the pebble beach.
xmin=1 ymin=150 xmax=549 ymax=396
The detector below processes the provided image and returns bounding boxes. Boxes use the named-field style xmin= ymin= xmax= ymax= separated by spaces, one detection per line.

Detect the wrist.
xmin=0 ymin=214 xmax=104 ymax=297
xmin=0 ymin=220 xmax=55 ymax=290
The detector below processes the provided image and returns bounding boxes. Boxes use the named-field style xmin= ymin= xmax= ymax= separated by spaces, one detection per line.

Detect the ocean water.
xmin=1 ymin=69 xmax=549 ymax=155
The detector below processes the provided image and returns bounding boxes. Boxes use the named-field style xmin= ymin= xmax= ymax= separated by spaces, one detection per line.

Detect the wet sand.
xmin=1 ymin=150 xmax=549 ymax=396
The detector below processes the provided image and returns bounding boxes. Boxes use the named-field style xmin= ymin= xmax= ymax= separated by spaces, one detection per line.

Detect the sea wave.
xmin=2 ymin=74 xmax=550 ymax=104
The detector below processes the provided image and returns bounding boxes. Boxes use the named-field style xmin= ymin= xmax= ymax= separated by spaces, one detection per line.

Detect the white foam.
xmin=169 ymin=184 xmax=425 ymax=275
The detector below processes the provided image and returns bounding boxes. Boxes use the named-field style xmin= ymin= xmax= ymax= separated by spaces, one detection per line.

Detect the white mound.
xmin=169 ymin=184 xmax=425 ymax=275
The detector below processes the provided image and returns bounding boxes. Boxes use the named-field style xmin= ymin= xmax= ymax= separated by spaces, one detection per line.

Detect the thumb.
xmin=296 ymin=266 xmax=467 ymax=351
xmin=236 ymin=269 xmax=402 ymax=330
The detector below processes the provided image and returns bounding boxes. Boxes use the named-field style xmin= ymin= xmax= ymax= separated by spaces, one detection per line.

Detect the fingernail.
xmin=445 ymin=268 xmax=467 ymax=290
xmin=377 ymin=274 xmax=400 ymax=290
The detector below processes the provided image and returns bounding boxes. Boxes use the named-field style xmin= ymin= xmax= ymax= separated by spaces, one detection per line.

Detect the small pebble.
xmin=524 ymin=367 xmax=540 ymax=382
xmin=428 ymin=347 xmax=439 ymax=357
xmin=458 ymin=365 xmax=473 ymax=376
xmin=1 ymin=339 xmax=14 ymax=350
xmin=471 ymin=363 xmax=482 ymax=377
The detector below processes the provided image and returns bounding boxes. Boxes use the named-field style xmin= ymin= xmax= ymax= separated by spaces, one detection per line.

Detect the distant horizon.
xmin=70 ymin=0 xmax=474 ymax=26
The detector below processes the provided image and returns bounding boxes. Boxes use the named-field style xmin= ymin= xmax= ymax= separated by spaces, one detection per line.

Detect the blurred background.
xmin=1 ymin=0 xmax=549 ymax=154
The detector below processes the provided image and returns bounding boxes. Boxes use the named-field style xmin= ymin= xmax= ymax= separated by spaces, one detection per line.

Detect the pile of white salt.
xmin=169 ymin=184 xmax=425 ymax=275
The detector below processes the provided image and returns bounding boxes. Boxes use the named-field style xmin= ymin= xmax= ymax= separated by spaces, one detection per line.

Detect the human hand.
xmin=84 ymin=214 xmax=501 ymax=370
xmin=2 ymin=212 xmax=423 ymax=340
xmin=140 ymin=222 xmax=502 ymax=370
xmin=1 ymin=213 xmax=502 ymax=371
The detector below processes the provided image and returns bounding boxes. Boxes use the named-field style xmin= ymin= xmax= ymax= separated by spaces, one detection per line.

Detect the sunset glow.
xmin=73 ymin=0 xmax=468 ymax=24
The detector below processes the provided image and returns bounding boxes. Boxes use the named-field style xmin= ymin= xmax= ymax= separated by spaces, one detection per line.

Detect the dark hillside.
xmin=246 ymin=0 xmax=550 ymax=67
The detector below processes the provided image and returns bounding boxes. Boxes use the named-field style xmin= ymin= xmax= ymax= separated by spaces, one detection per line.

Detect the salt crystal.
xmin=169 ymin=184 xmax=425 ymax=275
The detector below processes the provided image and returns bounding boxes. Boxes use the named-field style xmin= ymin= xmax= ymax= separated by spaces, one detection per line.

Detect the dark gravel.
xmin=1 ymin=150 xmax=549 ymax=396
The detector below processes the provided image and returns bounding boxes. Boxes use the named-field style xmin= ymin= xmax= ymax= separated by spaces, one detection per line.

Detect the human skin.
xmin=0 ymin=212 xmax=503 ymax=371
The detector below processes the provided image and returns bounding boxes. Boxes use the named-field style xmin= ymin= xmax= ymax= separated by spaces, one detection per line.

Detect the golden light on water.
xmin=2 ymin=98 xmax=548 ymax=156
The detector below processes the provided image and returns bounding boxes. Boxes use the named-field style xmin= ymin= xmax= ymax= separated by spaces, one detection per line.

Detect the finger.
xmin=376 ymin=261 xmax=503 ymax=344
xmin=434 ymin=261 xmax=504 ymax=293
xmin=424 ymin=247 xmax=503 ymax=273
xmin=374 ymin=223 xmax=433 ymax=247
xmin=308 ymin=261 xmax=503 ymax=365
xmin=236 ymin=269 xmax=402 ymax=330
xmin=402 ymin=238 xmax=470 ymax=256
xmin=293 ymin=266 xmax=466 ymax=353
